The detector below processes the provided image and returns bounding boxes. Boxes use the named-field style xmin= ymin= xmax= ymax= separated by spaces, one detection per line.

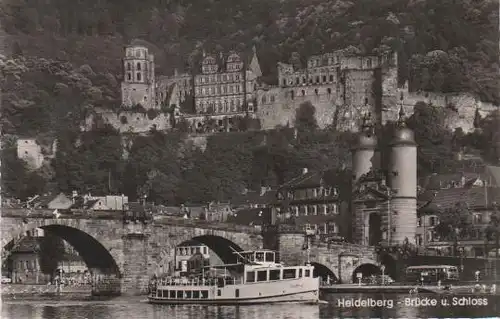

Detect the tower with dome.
xmin=351 ymin=104 xmax=418 ymax=247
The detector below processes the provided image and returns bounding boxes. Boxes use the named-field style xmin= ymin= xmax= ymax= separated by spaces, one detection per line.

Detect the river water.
xmin=2 ymin=293 xmax=500 ymax=319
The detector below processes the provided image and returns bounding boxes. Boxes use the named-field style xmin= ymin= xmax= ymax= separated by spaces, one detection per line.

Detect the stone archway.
xmin=310 ymin=262 xmax=338 ymax=283
xmin=3 ymin=224 xmax=121 ymax=277
xmin=352 ymin=263 xmax=381 ymax=283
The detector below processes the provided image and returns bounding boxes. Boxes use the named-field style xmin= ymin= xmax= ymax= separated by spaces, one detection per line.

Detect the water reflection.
xmin=3 ymin=294 xmax=500 ymax=319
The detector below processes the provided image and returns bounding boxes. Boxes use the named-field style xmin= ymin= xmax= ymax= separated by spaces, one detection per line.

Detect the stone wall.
xmin=82 ymin=110 xmax=172 ymax=133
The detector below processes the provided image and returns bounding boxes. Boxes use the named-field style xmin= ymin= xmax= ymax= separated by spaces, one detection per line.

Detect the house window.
xmin=203 ymin=247 xmax=207 ymax=254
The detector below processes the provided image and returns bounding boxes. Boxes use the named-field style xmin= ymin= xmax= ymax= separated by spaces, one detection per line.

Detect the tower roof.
xmin=390 ymin=104 xmax=416 ymax=146
xmin=353 ymin=112 xmax=377 ymax=150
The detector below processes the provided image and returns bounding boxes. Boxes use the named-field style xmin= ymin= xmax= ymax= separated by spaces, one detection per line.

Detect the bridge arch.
xmin=179 ymin=235 xmax=244 ymax=264
xmin=2 ymin=219 xmax=124 ymax=276
xmin=310 ymin=262 xmax=338 ymax=282
xmin=351 ymin=263 xmax=381 ymax=282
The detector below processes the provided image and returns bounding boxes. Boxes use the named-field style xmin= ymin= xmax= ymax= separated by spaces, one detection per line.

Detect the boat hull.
xmin=148 ymin=289 xmax=319 ymax=305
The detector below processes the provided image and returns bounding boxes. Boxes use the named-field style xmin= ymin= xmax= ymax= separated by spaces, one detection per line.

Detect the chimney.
xmin=302 ymin=168 xmax=308 ymax=175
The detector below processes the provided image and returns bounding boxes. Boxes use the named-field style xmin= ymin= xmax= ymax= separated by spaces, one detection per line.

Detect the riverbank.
xmin=1 ymin=284 xmax=93 ymax=300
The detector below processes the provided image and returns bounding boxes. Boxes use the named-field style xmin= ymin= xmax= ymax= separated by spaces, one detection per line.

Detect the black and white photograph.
xmin=0 ymin=0 xmax=499 ymax=318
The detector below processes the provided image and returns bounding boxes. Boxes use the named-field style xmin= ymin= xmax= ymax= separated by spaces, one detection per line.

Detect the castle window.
xmin=327 ymin=88 xmax=332 ymax=94
xmin=329 ymin=75 xmax=334 ymax=82
xmin=302 ymin=77 xmax=306 ymax=84
xmin=235 ymin=74 xmax=240 ymax=81
xmin=236 ymin=85 xmax=240 ymax=93
xmin=137 ymin=73 xmax=142 ymax=81
xmin=127 ymin=73 xmax=131 ymax=81
xmin=322 ymin=75 xmax=326 ymax=82
xmin=392 ymin=171 xmax=399 ymax=176
xmin=309 ymin=78 xmax=313 ymax=84
xmin=137 ymin=63 xmax=141 ymax=71
xmin=270 ymin=95 xmax=275 ymax=102
xmin=229 ymin=74 xmax=234 ymax=81
xmin=282 ymin=79 xmax=286 ymax=86
xmin=301 ymin=90 xmax=305 ymax=96
xmin=367 ymin=58 xmax=372 ymax=68
xmin=296 ymin=77 xmax=299 ymax=85
xmin=126 ymin=63 xmax=131 ymax=71
xmin=262 ymin=96 xmax=267 ymax=104
xmin=290 ymin=90 xmax=294 ymax=100
xmin=316 ymin=76 xmax=320 ymax=83
xmin=223 ymin=86 xmax=227 ymax=93
xmin=223 ymin=75 xmax=227 ymax=81
xmin=315 ymin=89 xmax=318 ymax=95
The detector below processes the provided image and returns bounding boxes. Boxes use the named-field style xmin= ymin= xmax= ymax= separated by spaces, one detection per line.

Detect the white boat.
xmin=147 ymin=249 xmax=320 ymax=305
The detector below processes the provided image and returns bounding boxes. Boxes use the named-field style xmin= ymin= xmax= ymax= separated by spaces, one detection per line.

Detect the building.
xmin=70 ymin=193 xmax=129 ymax=211
xmin=230 ymin=187 xmax=276 ymax=211
xmin=27 ymin=193 xmax=73 ymax=210
xmin=16 ymin=138 xmax=44 ymax=170
xmin=273 ymin=168 xmax=342 ymax=238
xmin=350 ymin=106 xmax=418 ymax=247
xmin=7 ymin=236 xmax=87 ymax=284
xmin=174 ymin=240 xmax=211 ymax=275
xmin=121 ymin=45 xmax=156 ymax=109
xmin=416 ymin=166 xmax=500 ymax=257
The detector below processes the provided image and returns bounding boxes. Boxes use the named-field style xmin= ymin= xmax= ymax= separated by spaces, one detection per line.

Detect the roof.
xmin=281 ymin=171 xmax=322 ymax=189
xmin=418 ymin=186 xmax=500 ymax=211
xmin=227 ymin=207 xmax=272 ymax=226
xmin=420 ymin=172 xmax=481 ymax=190
xmin=195 ymin=49 xmax=260 ymax=75
xmin=231 ymin=189 xmax=277 ymax=207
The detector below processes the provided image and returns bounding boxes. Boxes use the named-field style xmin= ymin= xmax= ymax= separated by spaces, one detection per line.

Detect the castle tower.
xmin=388 ymin=105 xmax=418 ymax=245
xmin=121 ymin=45 xmax=156 ymax=109
xmin=351 ymin=112 xmax=378 ymax=183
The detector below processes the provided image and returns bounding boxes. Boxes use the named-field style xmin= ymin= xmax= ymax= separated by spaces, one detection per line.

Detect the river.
xmin=2 ymin=293 xmax=500 ymax=319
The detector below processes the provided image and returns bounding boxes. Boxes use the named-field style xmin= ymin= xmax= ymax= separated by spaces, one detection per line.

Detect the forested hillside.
xmin=1 ymin=0 xmax=498 ymax=204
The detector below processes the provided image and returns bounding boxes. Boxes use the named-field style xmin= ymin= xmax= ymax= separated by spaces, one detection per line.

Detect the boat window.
xmin=170 ymin=290 xmax=176 ymax=298
xmin=299 ymin=269 xmax=303 ymax=278
xmin=256 ymin=252 xmax=264 ymax=262
xmin=270 ymin=269 xmax=281 ymax=281
xmin=257 ymin=270 xmax=268 ymax=282
xmin=305 ymin=269 xmax=310 ymax=277
xmin=217 ymin=289 xmax=221 ymax=296
xmin=283 ymin=268 xmax=296 ymax=279
xmin=265 ymin=252 xmax=274 ymax=262
xmin=177 ymin=291 xmax=184 ymax=299
xmin=246 ymin=271 xmax=255 ymax=283
xmin=193 ymin=291 xmax=200 ymax=298
xmin=185 ymin=291 xmax=192 ymax=298
xmin=235 ymin=289 xmax=240 ymax=298
xmin=201 ymin=291 xmax=208 ymax=299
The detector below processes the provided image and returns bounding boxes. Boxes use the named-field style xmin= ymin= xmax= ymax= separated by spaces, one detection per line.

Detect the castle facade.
xmin=83 ymin=43 xmax=494 ymax=135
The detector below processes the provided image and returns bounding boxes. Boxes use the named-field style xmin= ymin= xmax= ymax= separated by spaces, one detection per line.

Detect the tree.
xmin=38 ymin=232 xmax=66 ymax=281
xmin=294 ymin=101 xmax=318 ymax=132
xmin=485 ymin=205 xmax=500 ymax=260
xmin=433 ymin=202 xmax=473 ymax=256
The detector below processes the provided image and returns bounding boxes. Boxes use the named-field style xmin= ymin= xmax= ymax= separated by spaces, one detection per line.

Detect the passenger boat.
xmin=147 ymin=249 xmax=320 ymax=305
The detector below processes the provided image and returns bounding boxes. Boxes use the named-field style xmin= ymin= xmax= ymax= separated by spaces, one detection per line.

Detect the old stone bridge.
xmin=1 ymin=209 xmax=379 ymax=295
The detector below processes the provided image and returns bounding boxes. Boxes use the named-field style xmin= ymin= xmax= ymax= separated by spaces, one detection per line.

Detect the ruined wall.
xmin=83 ymin=111 xmax=171 ymax=134
xmin=399 ymin=88 xmax=498 ymax=132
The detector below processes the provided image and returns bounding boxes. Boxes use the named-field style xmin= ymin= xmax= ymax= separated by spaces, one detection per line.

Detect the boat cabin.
xmin=236 ymin=250 xmax=278 ymax=266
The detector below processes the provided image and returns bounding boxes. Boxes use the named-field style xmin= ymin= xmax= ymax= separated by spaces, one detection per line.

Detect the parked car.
xmin=1 ymin=276 xmax=12 ymax=284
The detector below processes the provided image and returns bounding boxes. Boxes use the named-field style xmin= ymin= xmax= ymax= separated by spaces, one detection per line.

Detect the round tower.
xmin=121 ymin=45 xmax=156 ymax=109
xmin=352 ymin=113 xmax=378 ymax=183
xmin=388 ymin=105 xmax=417 ymax=245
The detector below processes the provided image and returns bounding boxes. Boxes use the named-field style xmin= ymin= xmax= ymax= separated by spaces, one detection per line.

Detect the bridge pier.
xmin=121 ymin=233 xmax=150 ymax=295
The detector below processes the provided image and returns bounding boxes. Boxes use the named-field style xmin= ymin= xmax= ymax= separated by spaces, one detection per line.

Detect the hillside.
xmin=1 ymin=0 xmax=499 ymax=204
xmin=1 ymin=0 xmax=498 ymax=137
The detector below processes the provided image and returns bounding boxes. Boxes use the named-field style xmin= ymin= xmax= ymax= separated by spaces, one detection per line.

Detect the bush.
xmin=147 ymin=109 xmax=160 ymax=120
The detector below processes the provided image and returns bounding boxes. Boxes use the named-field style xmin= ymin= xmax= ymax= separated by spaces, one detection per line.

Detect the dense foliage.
xmin=0 ymin=0 xmax=498 ymax=204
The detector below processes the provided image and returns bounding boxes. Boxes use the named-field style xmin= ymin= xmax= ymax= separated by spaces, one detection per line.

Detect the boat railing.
xmin=155 ymin=277 xmax=243 ymax=287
